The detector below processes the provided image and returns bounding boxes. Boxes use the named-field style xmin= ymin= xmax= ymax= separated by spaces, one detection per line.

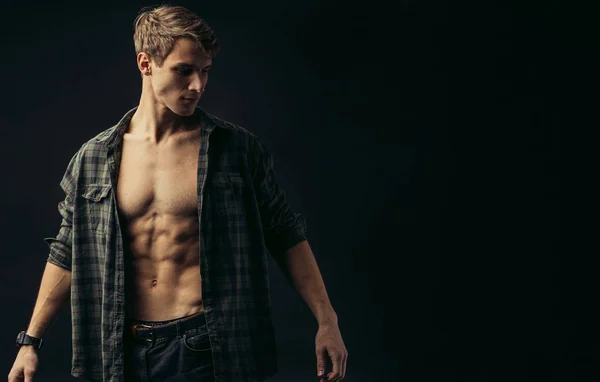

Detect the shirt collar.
xmin=96 ymin=105 xmax=217 ymax=149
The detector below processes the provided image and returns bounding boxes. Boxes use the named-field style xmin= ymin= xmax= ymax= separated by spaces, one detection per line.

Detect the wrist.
xmin=317 ymin=312 xmax=338 ymax=327
xmin=25 ymin=328 xmax=43 ymax=338
xmin=16 ymin=331 xmax=44 ymax=351
xmin=18 ymin=345 xmax=38 ymax=354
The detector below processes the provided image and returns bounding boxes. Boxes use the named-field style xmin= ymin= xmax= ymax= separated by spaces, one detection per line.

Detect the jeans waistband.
xmin=129 ymin=311 xmax=205 ymax=326
xmin=129 ymin=311 xmax=206 ymax=341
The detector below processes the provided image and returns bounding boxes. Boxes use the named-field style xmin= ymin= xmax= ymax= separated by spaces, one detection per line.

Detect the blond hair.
xmin=133 ymin=4 xmax=220 ymax=67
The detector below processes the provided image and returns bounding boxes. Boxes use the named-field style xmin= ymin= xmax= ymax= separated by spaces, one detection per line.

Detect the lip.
xmin=183 ymin=97 xmax=199 ymax=101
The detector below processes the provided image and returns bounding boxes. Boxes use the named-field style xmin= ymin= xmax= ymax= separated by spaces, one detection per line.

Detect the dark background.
xmin=0 ymin=0 xmax=581 ymax=381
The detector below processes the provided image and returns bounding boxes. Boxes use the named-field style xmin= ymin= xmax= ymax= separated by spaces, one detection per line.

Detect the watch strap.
xmin=16 ymin=331 xmax=43 ymax=350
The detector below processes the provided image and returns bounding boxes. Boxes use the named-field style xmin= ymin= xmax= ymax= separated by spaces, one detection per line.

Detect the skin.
xmin=125 ymin=37 xmax=348 ymax=379
xmin=120 ymin=37 xmax=212 ymax=320
xmin=277 ymin=241 xmax=348 ymax=381
xmin=8 ymin=35 xmax=347 ymax=382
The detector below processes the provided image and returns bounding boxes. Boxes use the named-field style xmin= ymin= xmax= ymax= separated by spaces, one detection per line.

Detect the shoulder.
xmin=62 ymin=125 xmax=116 ymax=177
xmin=79 ymin=129 xmax=113 ymax=160
xmin=199 ymin=108 xmax=268 ymax=154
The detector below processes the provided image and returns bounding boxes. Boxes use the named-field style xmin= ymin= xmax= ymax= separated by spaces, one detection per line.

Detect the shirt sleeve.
xmin=250 ymin=136 xmax=308 ymax=257
xmin=44 ymin=150 xmax=80 ymax=271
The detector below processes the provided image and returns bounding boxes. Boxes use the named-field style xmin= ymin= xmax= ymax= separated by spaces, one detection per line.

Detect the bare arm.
xmin=25 ymin=261 xmax=71 ymax=338
xmin=275 ymin=240 xmax=348 ymax=380
xmin=8 ymin=261 xmax=71 ymax=381
xmin=275 ymin=240 xmax=337 ymax=325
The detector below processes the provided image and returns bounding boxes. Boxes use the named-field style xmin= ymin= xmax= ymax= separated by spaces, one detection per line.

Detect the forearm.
xmin=276 ymin=240 xmax=337 ymax=326
xmin=25 ymin=261 xmax=72 ymax=337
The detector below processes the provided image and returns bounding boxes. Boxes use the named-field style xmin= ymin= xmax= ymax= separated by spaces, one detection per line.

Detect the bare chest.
xmin=116 ymin=135 xmax=201 ymax=220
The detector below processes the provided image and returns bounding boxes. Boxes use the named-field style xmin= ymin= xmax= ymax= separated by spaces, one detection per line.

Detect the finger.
xmin=342 ymin=351 xmax=348 ymax=378
xmin=327 ymin=370 xmax=340 ymax=382
xmin=24 ymin=368 xmax=35 ymax=382
xmin=329 ymin=353 xmax=343 ymax=382
xmin=316 ymin=347 xmax=327 ymax=378
xmin=338 ymin=351 xmax=346 ymax=379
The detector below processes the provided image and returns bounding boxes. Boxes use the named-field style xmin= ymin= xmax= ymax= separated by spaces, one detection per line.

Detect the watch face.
xmin=16 ymin=331 xmax=25 ymax=345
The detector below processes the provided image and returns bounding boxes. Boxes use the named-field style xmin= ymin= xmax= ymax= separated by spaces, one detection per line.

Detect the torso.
xmin=116 ymin=125 xmax=204 ymax=321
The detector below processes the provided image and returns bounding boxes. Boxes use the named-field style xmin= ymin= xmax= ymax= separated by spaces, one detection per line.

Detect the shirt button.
xmin=205 ymin=298 xmax=212 ymax=306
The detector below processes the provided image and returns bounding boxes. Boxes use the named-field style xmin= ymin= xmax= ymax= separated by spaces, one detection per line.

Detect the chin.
xmin=169 ymin=104 xmax=196 ymax=117
xmin=178 ymin=108 xmax=196 ymax=117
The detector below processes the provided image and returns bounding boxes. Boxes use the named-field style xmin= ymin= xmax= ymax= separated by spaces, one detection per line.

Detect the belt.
xmin=130 ymin=311 xmax=206 ymax=341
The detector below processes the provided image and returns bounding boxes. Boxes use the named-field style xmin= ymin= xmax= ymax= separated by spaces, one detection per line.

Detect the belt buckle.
xmin=134 ymin=323 xmax=155 ymax=342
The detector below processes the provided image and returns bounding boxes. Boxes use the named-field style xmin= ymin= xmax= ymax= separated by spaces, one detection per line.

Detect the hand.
xmin=315 ymin=323 xmax=348 ymax=382
xmin=8 ymin=346 xmax=39 ymax=382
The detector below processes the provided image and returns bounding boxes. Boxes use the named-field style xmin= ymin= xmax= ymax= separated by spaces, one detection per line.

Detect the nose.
xmin=189 ymin=72 xmax=203 ymax=93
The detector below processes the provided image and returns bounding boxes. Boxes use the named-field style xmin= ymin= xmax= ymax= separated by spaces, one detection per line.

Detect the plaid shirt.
xmin=43 ymin=106 xmax=308 ymax=382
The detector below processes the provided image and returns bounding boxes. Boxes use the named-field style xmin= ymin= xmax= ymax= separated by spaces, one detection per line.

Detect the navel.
xmin=151 ymin=279 xmax=158 ymax=287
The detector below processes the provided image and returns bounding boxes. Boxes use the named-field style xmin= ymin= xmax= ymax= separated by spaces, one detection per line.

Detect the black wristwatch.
xmin=16 ymin=331 xmax=43 ymax=350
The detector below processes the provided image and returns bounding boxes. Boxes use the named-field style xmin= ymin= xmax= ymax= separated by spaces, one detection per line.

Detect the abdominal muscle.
xmin=124 ymin=212 xmax=204 ymax=321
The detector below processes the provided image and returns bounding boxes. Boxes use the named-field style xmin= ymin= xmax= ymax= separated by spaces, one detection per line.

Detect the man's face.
xmin=145 ymin=37 xmax=212 ymax=116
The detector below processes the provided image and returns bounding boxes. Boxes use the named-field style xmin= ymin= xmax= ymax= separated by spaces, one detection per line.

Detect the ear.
xmin=137 ymin=52 xmax=152 ymax=76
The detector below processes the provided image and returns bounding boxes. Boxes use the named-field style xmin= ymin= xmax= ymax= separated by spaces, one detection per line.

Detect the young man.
xmin=8 ymin=5 xmax=347 ymax=382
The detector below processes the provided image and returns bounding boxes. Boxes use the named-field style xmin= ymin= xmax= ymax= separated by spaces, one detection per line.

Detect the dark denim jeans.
xmin=124 ymin=312 xmax=214 ymax=382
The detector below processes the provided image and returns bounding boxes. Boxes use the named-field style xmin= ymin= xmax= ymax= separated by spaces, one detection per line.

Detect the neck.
xmin=129 ymin=92 xmax=196 ymax=144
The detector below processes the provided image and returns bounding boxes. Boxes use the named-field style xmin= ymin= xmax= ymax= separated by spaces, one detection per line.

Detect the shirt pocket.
xmin=210 ymin=172 xmax=247 ymax=223
xmin=79 ymin=183 xmax=112 ymax=232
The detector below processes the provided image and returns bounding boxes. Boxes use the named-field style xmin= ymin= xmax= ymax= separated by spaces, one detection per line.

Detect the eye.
xmin=176 ymin=67 xmax=193 ymax=76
